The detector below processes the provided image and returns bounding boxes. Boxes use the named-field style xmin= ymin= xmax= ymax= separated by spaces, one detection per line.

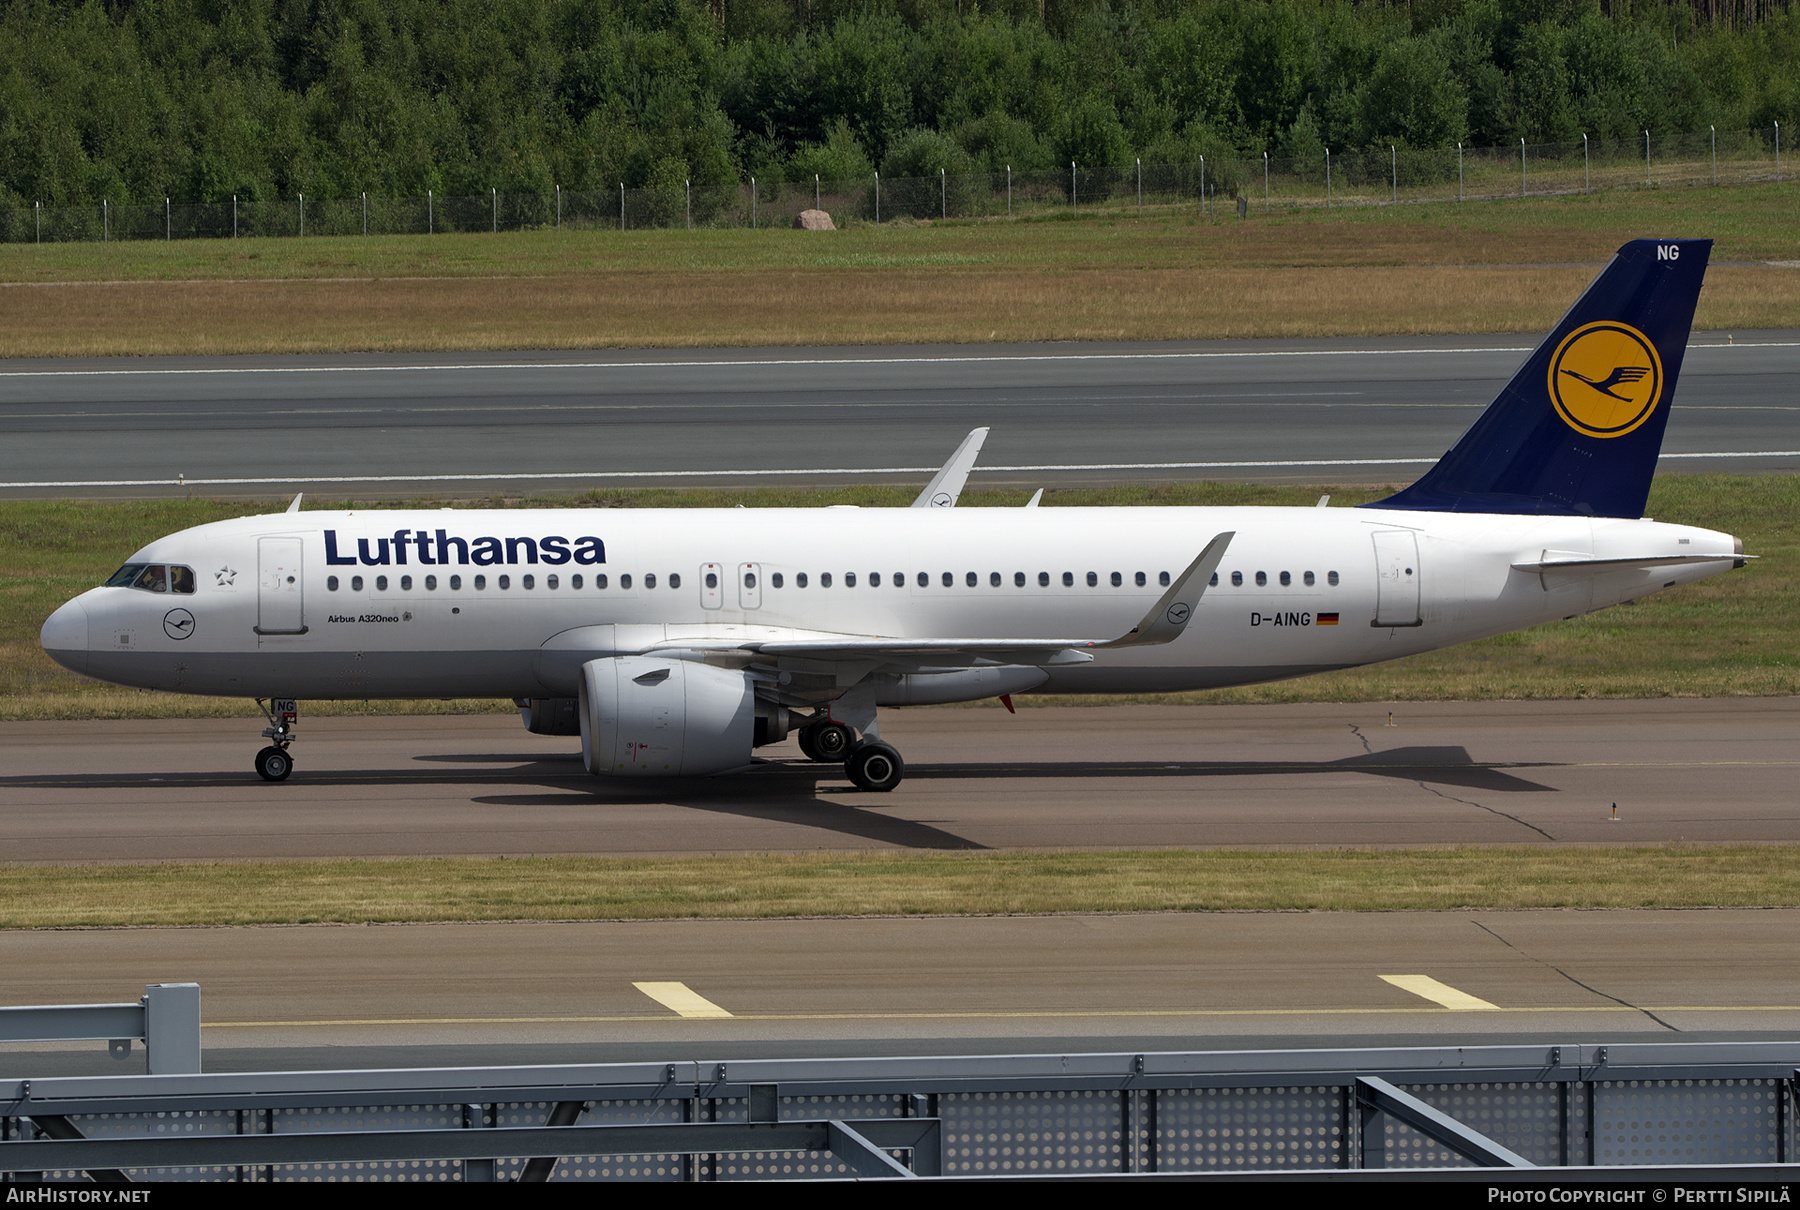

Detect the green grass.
xmin=3 ymin=847 xmax=1797 ymax=928
xmin=1 ymin=474 xmax=1793 ymax=720
xmin=3 ymin=182 xmax=1797 ymax=283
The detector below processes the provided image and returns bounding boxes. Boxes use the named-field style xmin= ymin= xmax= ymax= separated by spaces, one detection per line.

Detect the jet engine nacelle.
xmin=577 ymin=656 xmax=754 ymax=776
xmin=518 ymin=697 xmax=580 ymax=736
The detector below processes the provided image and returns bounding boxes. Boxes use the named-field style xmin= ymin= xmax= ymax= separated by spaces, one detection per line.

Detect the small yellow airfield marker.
xmin=1379 ymin=975 xmax=1501 ymax=1011
xmin=633 ymin=981 xmax=735 ymax=1019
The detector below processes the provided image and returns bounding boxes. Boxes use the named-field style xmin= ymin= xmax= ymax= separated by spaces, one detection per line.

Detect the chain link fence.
xmin=0 ymin=126 xmax=1786 ymax=244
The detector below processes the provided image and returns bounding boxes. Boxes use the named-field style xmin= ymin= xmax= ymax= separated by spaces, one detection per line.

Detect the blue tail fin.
xmin=1365 ymin=238 xmax=1711 ymax=518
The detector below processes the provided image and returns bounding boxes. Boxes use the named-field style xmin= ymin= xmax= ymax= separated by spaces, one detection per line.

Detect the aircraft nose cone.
xmin=40 ymin=596 xmax=89 ymax=675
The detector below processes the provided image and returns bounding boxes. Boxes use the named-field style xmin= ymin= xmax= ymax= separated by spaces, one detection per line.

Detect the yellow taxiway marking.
xmin=202 ymin=1005 xmax=1800 ymax=1029
xmin=632 ymin=981 xmax=733 ymax=1019
xmin=1379 ymin=975 xmax=1501 ymax=1011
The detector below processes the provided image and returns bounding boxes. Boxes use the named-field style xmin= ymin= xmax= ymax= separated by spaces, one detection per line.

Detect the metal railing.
xmin=3 ymin=1030 xmax=1798 ymax=1181
xmin=0 ymin=126 xmax=1786 ymax=244
xmin=0 ymin=985 xmax=199 ymax=1077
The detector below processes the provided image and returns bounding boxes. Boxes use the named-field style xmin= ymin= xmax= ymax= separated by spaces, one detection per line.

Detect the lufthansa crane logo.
xmin=163 ymin=608 xmax=195 ymax=640
xmin=1547 ymin=321 xmax=1664 ymax=439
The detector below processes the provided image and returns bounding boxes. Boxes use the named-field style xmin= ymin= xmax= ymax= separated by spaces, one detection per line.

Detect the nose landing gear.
xmin=254 ymin=698 xmax=297 ymax=782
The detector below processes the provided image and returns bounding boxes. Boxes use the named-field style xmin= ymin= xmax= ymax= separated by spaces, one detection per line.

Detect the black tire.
xmin=255 ymin=745 xmax=293 ymax=782
xmin=811 ymin=723 xmax=853 ymax=760
xmin=846 ymin=741 xmax=904 ymax=792
xmin=796 ymin=724 xmax=822 ymax=762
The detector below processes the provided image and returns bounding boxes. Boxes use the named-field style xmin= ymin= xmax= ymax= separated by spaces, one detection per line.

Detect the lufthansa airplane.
xmin=40 ymin=239 xmax=1746 ymax=791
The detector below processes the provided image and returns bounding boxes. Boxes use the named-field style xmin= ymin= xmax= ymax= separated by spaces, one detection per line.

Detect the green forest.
xmin=1 ymin=0 xmax=1795 ymax=207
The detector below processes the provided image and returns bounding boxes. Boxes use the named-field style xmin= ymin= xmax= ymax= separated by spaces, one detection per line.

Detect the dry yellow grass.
xmin=3 ymin=264 xmax=1796 ymax=357
xmin=4 ymin=847 xmax=1798 ymax=927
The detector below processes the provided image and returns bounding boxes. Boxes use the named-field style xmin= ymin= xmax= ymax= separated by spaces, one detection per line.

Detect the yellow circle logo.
xmin=1547 ymin=321 xmax=1663 ymax=439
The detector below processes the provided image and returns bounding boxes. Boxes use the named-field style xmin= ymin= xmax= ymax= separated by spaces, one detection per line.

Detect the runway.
xmin=6 ymin=909 xmax=1800 ymax=1075
xmin=1 ymin=698 xmax=1796 ymax=861
xmin=1 ymin=333 xmax=1796 ymax=497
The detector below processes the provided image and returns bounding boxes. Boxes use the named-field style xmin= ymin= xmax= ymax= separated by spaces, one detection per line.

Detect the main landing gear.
xmin=796 ymin=717 xmax=906 ymax=792
xmin=254 ymin=698 xmax=297 ymax=782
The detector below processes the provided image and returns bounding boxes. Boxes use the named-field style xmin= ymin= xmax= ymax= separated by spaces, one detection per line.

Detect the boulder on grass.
xmin=794 ymin=208 xmax=836 ymax=231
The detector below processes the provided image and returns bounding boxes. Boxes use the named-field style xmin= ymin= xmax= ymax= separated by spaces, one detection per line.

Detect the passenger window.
xmin=1255 ymin=571 xmax=1267 ymax=587
xmin=1038 ymin=572 xmax=1049 ymax=587
xmin=595 ymin=574 xmax=608 ymax=589
xmin=1328 ymin=571 xmax=1340 ymax=586
xmin=497 ymin=575 xmax=510 ymax=590
xmin=845 ymin=572 xmax=856 ymax=587
xmin=1061 ymin=572 xmax=1074 ymax=587
xmin=570 ymin=574 xmax=581 ymax=589
xmin=522 ymin=574 xmax=534 ymax=590
xmin=425 ymin=575 xmax=437 ymax=590
xmin=353 ymin=575 xmax=365 ymax=591
xmin=547 ymin=574 xmax=558 ymax=589
xmin=669 ymin=573 xmax=681 ymax=589
xmin=400 ymin=575 xmax=412 ymax=591
xmin=965 ymin=572 xmax=976 ymax=587
xmin=170 ymin=566 xmax=196 ymax=594
xmin=1279 ymin=571 xmax=1291 ymax=587
xmin=473 ymin=575 xmax=485 ymax=590
xmin=797 ymin=572 xmax=808 ymax=588
xmin=1086 ymin=572 xmax=1098 ymax=587
xmin=869 ymin=572 xmax=881 ymax=587
xmin=1230 ymin=572 xmax=1242 ymax=587
xmin=917 ymin=572 xmax=928 ymax=588
xmin=1159 ymin=572 xmax=1171 ymax=586
xmin=450 ymin=575 xmax=462 ymax=590
xmin=990 ymin=572 xmax=1001 ymax=587
xmin=1208 ymin=573 xmax=1218 ymax=586
xmin=376 ymin=575 xmax=389 ymax=592
xmin=1133 ymin=572 xmax=1144 ymax=587
xmin=620 ymin=574 xmax=632 ymax=589
xmin=941 ymin=572 xmax=953 ymax=587
xmin=706 ymin=572 xmax=718 ymax=589
xmin=644 ymin=573 xmax=656 ymax=589
xmin=821 ymin=572 xmax=833 ymax=587
xmin=1015 ymin=572 xmax=1026 ymax=587
xmin=893 ymin=571 xmax=903 ymax=587
xmin=771 ymin=572 xmax=784 ymax=588
xmin=1304 ymin=571 xmax=1315 ymax=587
xmin=328 ymin=575 xmax=340 ymax=591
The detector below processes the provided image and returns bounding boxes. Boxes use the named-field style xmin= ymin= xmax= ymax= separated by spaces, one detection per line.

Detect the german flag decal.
xmin=1317 ymin=613 xmax=1340 ymax=626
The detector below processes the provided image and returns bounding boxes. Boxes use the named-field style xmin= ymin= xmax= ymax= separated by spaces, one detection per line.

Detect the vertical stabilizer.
xmin=1366 ymin=239 xmax=1710 ymax=518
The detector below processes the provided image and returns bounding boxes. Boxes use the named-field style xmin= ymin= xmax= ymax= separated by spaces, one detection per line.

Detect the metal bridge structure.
xmin=2 ymin=994 xmax=1798 ymax=1182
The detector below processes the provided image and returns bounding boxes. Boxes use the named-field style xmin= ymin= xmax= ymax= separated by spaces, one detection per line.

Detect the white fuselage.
xmin=42 ymin=505 xmax=1738 ymax=703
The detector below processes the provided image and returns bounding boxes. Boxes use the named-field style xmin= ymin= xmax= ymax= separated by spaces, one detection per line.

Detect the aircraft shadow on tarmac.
xmin=0 ymin=746 xmax=1556 ymax=854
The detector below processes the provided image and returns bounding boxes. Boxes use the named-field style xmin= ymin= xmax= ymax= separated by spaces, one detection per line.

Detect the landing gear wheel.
xmin=800 ymin=722 xmax=853 ymax=762
xmin=255 ymin=746 xmax=293 ymax=782
xmin=845 ymin=741 xmax=904 ymax=792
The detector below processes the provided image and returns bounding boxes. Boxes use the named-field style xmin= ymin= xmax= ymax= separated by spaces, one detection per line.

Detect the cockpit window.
xmin=105 ymin=563 xmax=196 ymax=594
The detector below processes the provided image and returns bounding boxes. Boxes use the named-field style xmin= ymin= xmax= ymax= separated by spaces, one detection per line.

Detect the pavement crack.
xmin=1347 ymin=723 xmax=1374 ymax=754
xmin=1471 ymin=920 xmax=1680 ymax=1032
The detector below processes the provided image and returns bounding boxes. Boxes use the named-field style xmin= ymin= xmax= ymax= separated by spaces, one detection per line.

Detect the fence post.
xmin=1199 ymin=155 xmax=1205 ymax=216
xmin=1136 ymin=157 xmax=1141 ymax=214
xmin=687 ymin=180 xmax=691 ymax=230
xmin=1645 ymin=129 xmax=1651 ymax=184
xmin=1006 ymin=166 xmax=1011 ymax=217
xmin=166 ymin=197 xmax=170 ymax=241
xmin=103 ymin=198 xmax=108 ymax=241
xmin=492 ymin=187 xmax=497 ymax=233
xmin=1583 ymin=134 xmax=1589 ymax=194
xmin=35 ymin=200 xmax=40 ymax=243
xmin=299 ymin=192 xmax=304 ymax=237
xmin=233 ymin=194 xmax=237 ymax=238
xmin=1324 ymin=150 xmax=1329 ymax=209
xmin=363 ymin=192 xmax=367 ymax=236
xmin=1520 ymin=138 xmax=1526 ymax=197
xmin=1070 ymin=161 xmax=1076 ymax=218
xmin=815 ymin=173 xmax=820 ymax=212
xmin=941 ymin=167 xmax=945 ymax=220
xmin=1776 ymin=121 xmax=1781 ymax=182
xmin=1711 ymin=126 xmax=1716 ymax=185
xmin=751 ymin=177 xmax=756 ymax=229
xmin=1390 ymin=145 xmax=1396 ymax=204
xmin=875 ymin=172 xmax=880 ymax=226
xmin=428 ymin=190 xmax=433 ymax=234
xmin=556 ymin=184 xmax=561 ymax=230
xmin=1263 ymin=152 xmax=1269 ymax=213
xmin=620 ymin=182 xmax=625 ymax=231
xmin=1459 ymin=142 xmax=1464 ymax=201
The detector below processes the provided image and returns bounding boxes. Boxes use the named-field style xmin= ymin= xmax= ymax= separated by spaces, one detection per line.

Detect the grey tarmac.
xmin=1 ymin=698 xmax=1796 ymax=861
xmin=4 ymin=909 xmax=1799 ymax=1074
xmin=1 ymin=333 xmax=1796 ymax=498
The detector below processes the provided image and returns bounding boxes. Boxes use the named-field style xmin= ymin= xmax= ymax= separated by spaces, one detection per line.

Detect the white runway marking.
xmin=1379 ymin=974 xmax=1501 ymax=1011
xmin=2 ymin=450 xmax=1793 ymax=490
xmin=632 ymin=981 xmax=734 ymax=1019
